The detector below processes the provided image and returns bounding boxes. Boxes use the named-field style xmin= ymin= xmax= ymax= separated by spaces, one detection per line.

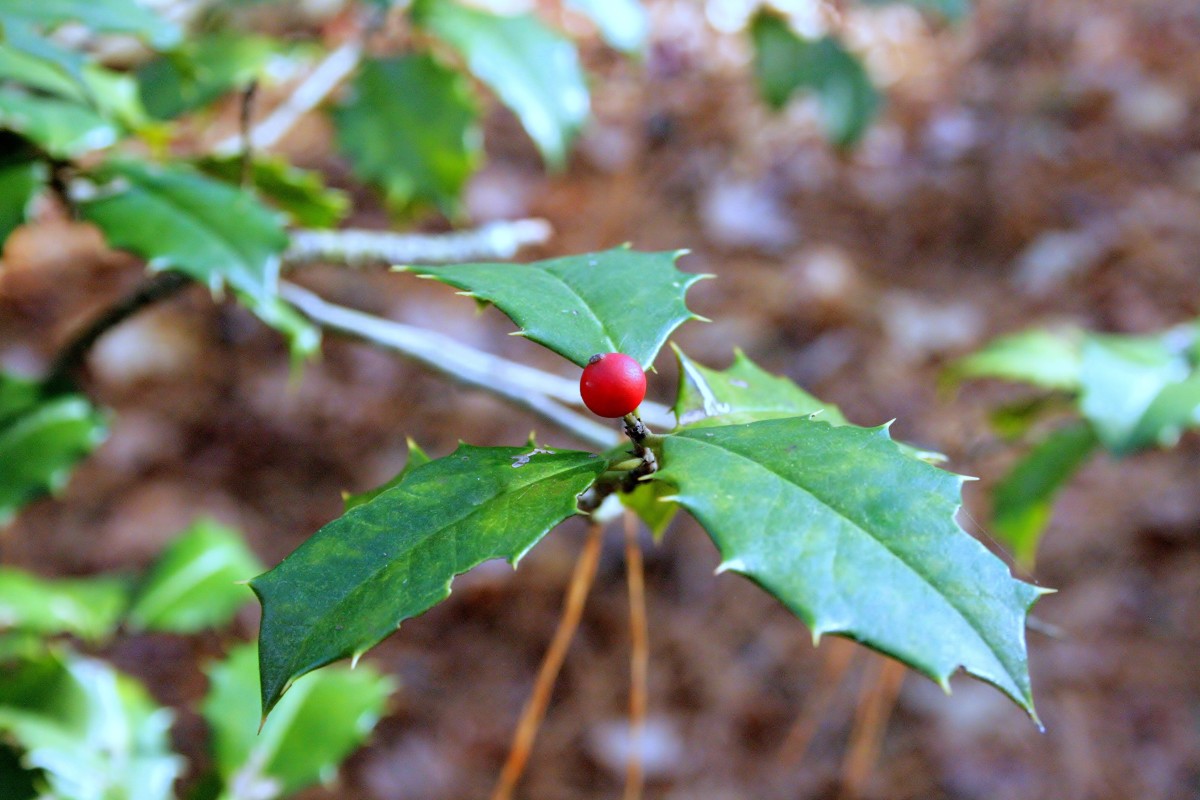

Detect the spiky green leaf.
xmin=0 ymin=160 xmax=45 ymax=246
xmin=204 ymin=643 xmax=392 ymax=798
xmin=1 ymin=0 xmax=182 ymax=48
xmin=343 ymin=438 xmax=430 ymax=512
xmin=333 ymin=54 xmax=481 ymax=216
xmin=196 ymin=154 xmax=350 ymax=229
xmin=402 ymin=249 xmax=704 ymax=368
xmin=651 ymin=418 xmax=1045 ymax=719
xmin=0 ymin=569 xmax=128 ymax=642
xmin=413 ymin=0 xmax=589 ymax=168
xmin=252 ymin=443 xmax=605 ymax=716
xmin=949 ymin=328 xmax=1083 ymax=391
xmin=0 ymin=89 xmax=118 ymax=157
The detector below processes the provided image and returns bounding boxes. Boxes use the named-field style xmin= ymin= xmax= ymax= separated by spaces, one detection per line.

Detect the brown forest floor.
xmin=3 ymin=1 xmax=1200 ymax=798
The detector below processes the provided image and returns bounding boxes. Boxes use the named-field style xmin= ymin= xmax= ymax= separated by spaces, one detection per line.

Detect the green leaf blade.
xmin=127 ymin=519 xmax=263 ymax=634
xmin=950 ymin=328 xmax=1083 ymax=391
xmin=333 ymin=55 xmax=481 ymax=216
xmin=2 ymin=0 xmax=182 ymax=48
xmin=404 ymin=248 xmax=704 ymax=368
xmin=0 ymin=569 xmax=129 ymax=642
xmin=252 ymin=443 xmax=606 ymax=716
xmin=0 ymin=160 xmax=45 ymax=247
xmin=414 ymin=0 xmax=589 ymax=168
xmin=204 ymin=643 xmax=392 ymax=797
xmin=0 ymin=89 xmax=119 ymax=157
xmin=652 ymin=418 xmax=1044 ymax=718
xmin=565 ymin=0 xmax=648 ymax=53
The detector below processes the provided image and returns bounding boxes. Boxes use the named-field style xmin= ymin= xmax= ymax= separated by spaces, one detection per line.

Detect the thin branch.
xmin=284 ymin=219 xmax=554 ymax=268
xmin=279 ymin=282 xmax=621 ymax=449
xmin=44 ymin=271 xmax=192 ymax=391
xmin=213 ymin=40 xmax=363 ymax=156
xmin=839 ymin=657 xmax=906 ymax=800
xmin=623 ymin=510 xmax=649 ymax=800
xmin=491 ymin=522 xmax=605 ymax=800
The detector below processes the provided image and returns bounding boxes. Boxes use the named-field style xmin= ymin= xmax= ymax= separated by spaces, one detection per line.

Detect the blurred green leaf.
xmin=0 ymin=743 xmax=38 ymax=800
xmin=137 ymin=34 xmax=277 ymax=121
xmin=127 ymin=519 xmax=263 ymax=634
xmin=402 ymin=248 xmax=705 ymax=369
xmin=0 ymin=388 xmax=108 ymax=527
xmin=196 ymin=154 xmax=350 ymax=229
xmin=950 ymin=329 xmax=1083 ymax=391
xmin=992 ymin=421 xmax=1097 ymax=567
xmin=652 ymin=418 xmax=1045 ymax=720
xmin=1 ymin=0 xmax=182 ymax=49
xmin=863 ymin=0 xmax=971 ymax=21
xmin=0 ymin=568 xmax=128 ymax=642
xmin=343 ymin=438 xmax=430 ymax=512
xmin=0 ymin=650 xmax=184 ymax=800
xmin=0 ymin=160 xmax=45 ymax=246
xmin=204 ymin=642 xmax=393 ymax=798
xmin=565 ymin=0 xmax=647 ymax=53
xmin=333 ymin=55 xmax=480 ymax=216
xmin=749 ymin=12 xmax=879 ymax=147
xmin=413 ymin=0 xmax=589 ymax=168
xmin=252 ymin=443 xmax=605 ymax=716
xmin=0 ymin=88 xmax=119 ymax=157
xmin=77 ymin=160 xmax=319 ymax=361
xmin=619 ymin=481 xmax=677 ymax=541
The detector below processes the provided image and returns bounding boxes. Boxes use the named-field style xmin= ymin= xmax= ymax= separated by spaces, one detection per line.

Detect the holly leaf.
xmin=651 ymin=418 xmax=1046 ymax=719
xmin=1 ymin=0 xmax=182 ymax=49
xmin=342 ymin=438 xmax=430 ymax=512
xmin=0 ymin=568 xmax=129 ymax=642
xmin=0 ymin=384 xmax=108 ymax=527
xmin=863 ymin=0 xmax=971 ymax=21
xmin=127 ymin=519 xmax=263 ymax=634
xmin=619 ymin=482 xmax=677 ymax=541
xmin=196 ymin=154 xmax=350 ymax=229
xmin=565 ymin=0 xmax=648 ymax=53
xmin=0 ymin=651 xmax=184 ymax=800
xmin=0 ymin=89 xmax=119 ymax=157
xmin=413 ymin=0 xmax=589 ymax=168
xmin=204 ymin=643 xmax=392 ymax=799
xmin=76 ymin=160 xmax=319 ymax=361
xmin=749 ymin=13 xmax=879 ymax=147
xmin=137 ymin=33 xmax=277 ymax=121
xmin=333 ymin=55 xmax=481 ymax=216
xmin=0 ymin=160 xmax=45 ymax=246
xmin=949 ymin=328 xmax=1083 ymax=392
xmin=673 ymin=345 xmax=846 ymax=428
xmin=992 ymin=421 xmax=1097 ymax=568
xmin=401 ymin=248 xmax=706 ymax=368
xmin=1079 ymin=331 xmax=1199 ymax=455
xmin=252 ymin=443 xmax=606 ymax=716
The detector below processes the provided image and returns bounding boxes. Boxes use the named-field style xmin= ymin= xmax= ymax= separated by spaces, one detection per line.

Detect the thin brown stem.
xmin=839 ymin=657 xmax=906 ymax=799
xmin=491 ymin=523 xmax=605 ymax=800
xmin=776 ymin=636 xmax=858 ymax=766
xmin=622 ymin=510 xmax=648 ymax=800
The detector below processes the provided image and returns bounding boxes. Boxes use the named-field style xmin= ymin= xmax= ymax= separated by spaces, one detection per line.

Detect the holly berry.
xmin=579 ymin=352 xmax=646 ymax=418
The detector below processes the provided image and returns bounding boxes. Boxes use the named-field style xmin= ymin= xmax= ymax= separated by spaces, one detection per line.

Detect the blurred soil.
xmin=3 ymin=1 xmax=1200 ymax=798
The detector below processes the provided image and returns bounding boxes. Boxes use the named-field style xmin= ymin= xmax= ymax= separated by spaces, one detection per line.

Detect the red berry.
xmin=579 ymin=352 xmax=646 ymax=418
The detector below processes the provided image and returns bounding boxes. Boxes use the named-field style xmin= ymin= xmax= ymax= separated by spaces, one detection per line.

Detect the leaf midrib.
xmin=672 ymin=431 xmax=1014 ymax=681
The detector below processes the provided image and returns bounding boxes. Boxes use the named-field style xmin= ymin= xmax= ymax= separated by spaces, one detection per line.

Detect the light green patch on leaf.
xmin=619 ymin=482 xmax=677 ymax=541
xmin=651 ymin=418 xmax=1045 ymax=720
xmin=565 ymin=0 xmax=648 ymax=53
xmin=333 ymin=55 xmax=481 ymax=217
xmin=401 ymin=248 xmax=705 ymax=369
xmin=204 ymin=642 xmax=392 ymax=799
xmin=0 ymin=89 xmax=119 ymax=157
xmin=0 ymin=568 xmax=129 ymax=642
xmin=949 ymin=328 xmax=1083 ymax=392
xmin=195 ymin=154 xmax=350 ymax=229
xmin=127 ymin=519 xmax=263 ymax=634
xmin=413 ymin=0 xmax=589 ymax=168
xmin=749 ymin=13 xmax=879 ymax=147
xmin=992 ymin=421 xmax=1097 ymax=568
xmin=862 ymin=0 xmax=971 ymax=21
xmin=0 ymin=390 xmax=108 ymax=527
xmin=76 ymin=160 xmax=319 ymax=361
xmin=0 ymin=160 xmax=45 ymax=246
xmin=343 ymin=438 xmax=430 ymax=513
xmin=136 ymin=33 xmax=279 ymax=121
xmin=1 ymin=0 xmax=182 ymax=49
xmin=0 ymin=650 xmax=184 ymax=800
xmin=252 ymin=443 xmax=606 ymax=716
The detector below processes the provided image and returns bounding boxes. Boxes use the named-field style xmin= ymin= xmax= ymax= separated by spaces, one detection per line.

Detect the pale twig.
xmin=279 ymin=282 xmax=621 ymax=449
xmin=213 ymin=40 xmax=362 ymax=156
xmin=623 ymin=510 xmax=649 ymax=800
xmin=491 ymin=522 xmax=605 ymax=800
xmin=284 ymin=219 xmax=554 ymax=267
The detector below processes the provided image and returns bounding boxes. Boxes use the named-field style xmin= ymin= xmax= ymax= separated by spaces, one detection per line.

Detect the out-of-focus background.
xmin=3 ymin=1 xmax=1200 ymax=798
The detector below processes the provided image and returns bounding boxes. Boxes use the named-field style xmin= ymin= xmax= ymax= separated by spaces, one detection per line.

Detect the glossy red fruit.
xmin=580 ymin=352 xmax=646 ymax=418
